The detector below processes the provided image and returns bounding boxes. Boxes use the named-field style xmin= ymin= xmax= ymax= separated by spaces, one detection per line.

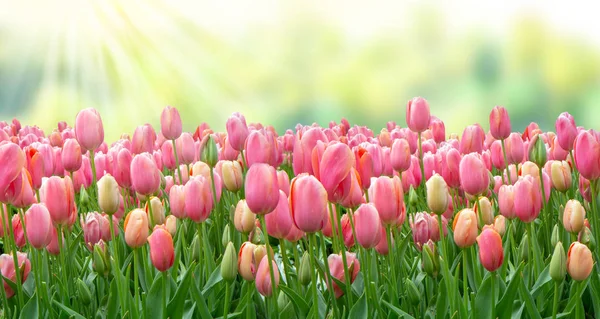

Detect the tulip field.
xmin=1 ymin=99 xmax=600 ymax=319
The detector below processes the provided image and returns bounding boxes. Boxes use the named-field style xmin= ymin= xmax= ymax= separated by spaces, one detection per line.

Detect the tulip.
xmin=514 ymin=176 xmax=542 ymax=223
xmin=255 ymin=258 xmax=280 ymax=297
xmin=234 ymin=200 xmax=257 ymax=234
xmin=460 ymin=124 xmax=485 ymax=154
xmin=290 ymin=174 xmax=328 ymax=233
xmin=452 ymin=209 xmax=478 ymax=248
xmin=163 ymin=215 xmax=177 ymax=237
xmin=0 ymin=252 xmax=31 ymax=298
xmin=221 ymin=242 xmax=238 ymax=282
xmin=489 ymin=106 xmax=511 ymax=140
xmin=292 ymin=128 xmax=327 ymax=176
xmin=368 ymin=176 xmax=405 ymax=226
xmin=555 ymin=112 xmax=577 ymax=151
xmin=23 ymin=203 xmax=52 ymax=249
xmin=226 ymin=112 xmax=249 ymax=151
xmin=390 ymin=138 xmax=412 ymax=173
xmin=327 ymin=252 xmax=360 ymax=298
xmin=574 ymin=130 xmax=600 ymax=180
xmin=75 ymin=108 xmax=104 ymax=152
xmin=505 ymin=132 xmax=524 ymax=164
xmin=430 ymin=116 xmax=446 ymax=143
xmin=550 ymin=160 xmax=572 ymax=192
xmin=123 ymin=209 xmax=149 ymax=248
xmin=12 ymin=215 xmax=25 ymax=248
xmin=422 ymin=240 xmax=440 ymax=277
xmin=25 ymin=147 xmax=44 ymax=190
xmin=92 ymin=241 xmax=110 ymax=277
xmin=528 ymin=134 xmax=547 ymax=168
xmin=238 ymin=242 xmax=268 ymax=281
xmin=148 ymin=226 xmax=175 ymax=272
xmin=81 ymin=212 xmax=104 ymax=250
xmin=490 ymin=140 xmax=505 ymax=170
xmin=567 ymin=242 xmax=593 ymax=281
xmin=563 ymin=200 xmax=586 ymax=234
xmin=374 ymin=226 xmax=392 ymax=255
xmin=40 ymin=176 xmax=75 ymax=225
xmin=476 ymin=226 xmax=504 ymax=272
xmin=61 ymin=139 xmax=82 ymax=174
xmin=0 ymin=143 xmax=25 ymax=197
xmin=277 ymin=170 xmax=290 ymax=196
xmin=97 ymin=174 xmax=120 ymax=215
xmin=46 ymin=226 xmax=64 ymax=255
xmin=298 ymin=252 xmax=312 ymax=286
xmin=353 ymin=204 xmax=382 ymax=249
xmin=406 ymin=97 xmax=431 ymax=133
xmin=426 ymin=174 xmax=449 ymax=215
xmin=184 ymin=176 xmax=213 ymax=223
xmin=160 ymin=106 xmax=183 ymax=140
xmin=473 ymin=196 xmax=494 ymax=228
xmin=175 ymin=133 xmax=196 ymax=165
xmin=411 ymin=212 xmax=434 ymax=250
xmin=319 ymin=143 xmax=355 ymax=202
xmin=459 ymin=153 xmax=489 ymax=196
xmin=131 ymin=124 xmax=157 ymax=155
xmin=113 ymin=148 xmax=133 ymax=188
xmin=265 ymin=191 xmax=293 ymax=239
xmin=145 ymin=196 xmax=166 ymax=228
xmin=6 ymin=168 xmax=36 ymax=208
xmin=549 ymin=242 xmax=566 ymax=282
xmin=168 ymin=185 xmax=185 ymax=219
xmin=221 ymin=160 xmax=243 ymax=192
xmin=200 ymin=135 xmax=219 ymax=168
xmin=130 ymin=154 xmax=161 ymax=196
xmin=245 ymin=164 xmax=279 ymax=215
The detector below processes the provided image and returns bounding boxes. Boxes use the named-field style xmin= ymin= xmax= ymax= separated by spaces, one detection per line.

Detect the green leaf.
xmin=564 ymin=279 xmax=589 ymax=314
xmin=190 ymin=279 xmax=212 ymax=319
xmin=19 ymin=292 xmax=38 ymax=319
xmin=106 ymin=279 xmax=120 ymax=319
xmin=436 ymin=278 xmax=449 ymax=319
xmin=348 ymin=292 xmax=368 ymax=319
xmin=531 ymin=265 xmax=551 ymax=298
xmin=214 ymin=312 xmax=243 ymax=319
xmin=474 ymin=274 xmax=493 ymax=319
xmin=382 ymin=300 xmax=415 ymax=319
xmin=202 ymin=264 xmax=222 ymax=295
xmin=518 ymin=277 xmax=542 ymax=319
xmin=497 ymin=262 xmax=524 ymax=319
xmin=167 ymin=263 xmax=197 ymax=319
xmin=145 ymin=272 xmax=165 ymax=319
xmin=52 ymin=300 xmax=86 ymax=319
xmin=279 ymin=285 xmax=310 ymax=318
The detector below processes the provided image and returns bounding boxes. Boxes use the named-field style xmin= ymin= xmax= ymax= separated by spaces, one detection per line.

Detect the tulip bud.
xmin=405 ymin=279 xmax=421 ymax=306
xmin=550 ymin=161 xmax=572 ymax=192
xmin=422 ymin=241 xmax=439 ymax=277
xmin=189 ymin=235 xmax=200 ymax=263
xmin=551 ymin=224 xmax=560 ymax=248
xmin=549 ymin=242 xmax=566 ymax=282
xmin=93 ymin=241 xmax=110 ymax=277
xmin=222 ymin=224 xmax=231 ymax=248
xmin=529 ymin=135 xmax=547 ymax=168
xmin=289 ymin=174 xmax=328 ymax=233
xmin=578 ymin=226 xmax=595 ymax=250
xmin=75 ymin=108 xmax=104 ymax=152
xmin=567 ymin=242 xmax=593 ymax=281
xmin=409 ymin=186 xmax=418 ymax=207
xmin=201 ymin=135 xmax=219 ymax=168
xmin=493 ymin=215 xmax=507 ymax=237
xmin=249 ymin=225 xmax=264 ymax=245
xmin=145 ymin=197 xmax=166 ymax=228
xmin=160 ymin=106 xmax=183 ymax=140
xmin=489 ymin=106 xmax=511 ymax=140
xmin=24 ymin=203 xmax=53 ymax=249
xmin=221 ymin=160 xmax=243 ymax=192
xmin=519 ymin=234 xmax=529 ymax=262
xmin=563 ymin=200 xmax=586 ymax=234
xmin=354 ymin=204 xmax=382 ymax=249
xmin=426 ymin=174 xmax=449 ymax=215
xmin=221 ymin=242 xmax=238 ymax=282
xmin=298 ymin=251 xmax=312 ymax=286
xmin=245 ymin=164 xmax=280 ymax=215
xmin=77 ymin=278 xmax=92 ymax=306
xmin=406 ymin=97 xmax=431 ymax=133
xmin=164 ymin=215 xmax=177 ymax=238
xmin=234 ymin=200 xmax=256 ymax=234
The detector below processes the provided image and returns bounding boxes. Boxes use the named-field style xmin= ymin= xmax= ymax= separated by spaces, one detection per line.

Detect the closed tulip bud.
xmin=0 ymin=252 xmax=31 ymax=298
xmin=164 ymin=215 xmax=177 ymax=237
xmin=573 ymin=131 xmax=600 ymax=180
xmin=567 ymin=242 xmax=593 ymax=281
xmin=255 ymin=258 xmax=280 ymax=297
xmin=221 ymin=224 xmax=231 ymax=248
xmin=75 ymin=108 xmax=104 ymax=152
xmin=405 ymin=279 xmax=421 ymax=306
xmin=62 ymin=138 xmax=82 ymax=173
xmin=474 ymin=196 xmax=494 ymax=228
xmin=493 ymin=215 xmax=507 ymax=237
xmin=354 ymin=204 xmax=382 ymax=249
xmin=130 ymin=154 xmax=161 ymax=196
xmin=422 ymin=241 xmax=439 ymax=277
xmin=76 ymin=278 xmax=92 ymax=306
xmin=148 ymin=226 xmax=174 ymax=272
xmin=563 ymin=200 xmax=585 ymax=234
xmin=426 ymin=174 xmax=449 ymax=214
xmin=327 ymin=252 xmax=360 ymax=298
xmin=12 ymin=215 xmax=25 ymax=248
xmin=528 ymin=135 xmax=547 ymax=168
xmin=97 ymin=174 xmax=120 ymax=215
xmin=519 ymin=234 xmax=529 ymax=262
xmin=298 ymin=252 xmax=312 ymax=286
xmin=93 ymin=241 xmax=110 ymax=276
xmin=245 ymin=164 xmax=279 ymax=215
xmin=406 ymin=97 xmax=431 ymax=133
xmin=175 ymin=133 xmax=196 ymax=165
xmin=504 ymin=133 xmax=524 ymax=165
xmin=578 ymin=226 xmax=595 ymax=250
xmin=160 ymin=106 xmax=182 ymax=140
xmin=189 ymin=235 xmax=200 ymax=263
xmin=409 ymin=186 xmax=418 ymax=207
xmin=200 ymin=135 xmax=219 ymax=168
xmin=489 ymin=106 xmax=511 ymax=140
xmin=452 ymin=209 xmax=478 ymax=248
xmin=265 ymin=191 xmax=294 ymax=239
xmin=234 ymin=200 xmax=256 ymax=234
xmin=24 ymin=203 xmax=53 ymax=249
xmin=145 ymin=196 xmax=166 ymax=228
xmin=221 ymin=160 xmax=243 ymax=192
xmin=498 ymin=184 xmax=516 ymax=219
xmin=290 ymin=174 xmax=328 ymax=233
xmin=477 ymin=226 xmax=504 ymax=272
xmin=123 ymin=209 xmax=149 ymax=248
xmin=221 ymin=242 xmax=238 ymax=282
xmin=550 ymin=224 xmax=560 ymax=248
xmin=459 ymin=153 xmax=490 ymax=196
xmin=550 ymin=242 xmax=567 ymax=282
xmin=249 ymin=221 xmax=265 ymax=244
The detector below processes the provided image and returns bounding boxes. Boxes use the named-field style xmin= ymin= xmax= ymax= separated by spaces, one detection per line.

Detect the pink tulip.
xmin=459 ymin=153 xmax=489 ymax=195
xmin=245 ymin=164 xmax=279 ymax=215
xmin=406 ymin=97 xmax=431 ymax=133
xmin=148 ymin=226 xmax=175 ymax=272
xmin=574 ymin=130 xmax=600 ymax=180
xmin=452 ymin=209 xmax=478 ymax=248
xmin=160 ymin=140 xmax=177 ymax=170
xmin=441 ymin=148 xmax=461 ymax=188
xmin=46 ymin=226 xmax=63 ymax=255
xmin=567 ymin=242 xmax=593 ymax=281
xmin=292 ymin=128 xmax=327 ymax=176
xmin=368 ymin=176 xmax=405 ymax=226
xmin=476 ymin=226 xmax=504 ymax=272
xmin=130 ymin=154 xmax=161 ymax=196
xmin=289 ymin=174 xmax=328 ymax=233
xmin=354 ymin=146 xmax=374 ymax=189
xmin=353 ymin=204 xmax=382 ymax=249
xmin=514 ymin=176 xmax=542 ymax=223
xmin=338 ymin=168 xmax=365 ymax=208
xmin=5 ymin=168 xmax=36 ymax=208
xmin=555 ymin=112 xmax=577 ymax=151
xmin=375 ymin=226 xmax=392 ymax=255
xmin=460 ymin=124 xmax=485 ymax=154
xmin=319 ymin=143 xmax=355 ymax=202
xmin=175 ymin=133 xmax=195 ymax=165
xmin=327 ymin=252 xmax=360 ymax=298
xmin=245 ymin=129 xmax=279 ymax=168
xmin=62 ymin=138 xmax=82 ymax=173
xmin=490 ymin=140 xmax=505 ymax=170
xmin=255 ymin=258 xmax=280 ymax=297
xmin=72 ymin=156 xmax=92 ymax=192
xmin=226 ymin=112 xmax=249 ymax=151
xmin=390 ymin=139 xmax=412 ymax=173
xmin=40 ymin=176 xmax=75 ymax=225
xmin=160 ymin=106 xmax=183 ymax=140
xmin=82 ymin=212 xmax=104 ymax=250
xmin=504 ymin=132 xmax=524 ymax=164
xmin=168 ymin=185 xmax=186 ymax=219
xmin=123 ymin=209 xmax=149 ymax=248
xmin=238 ymin=242 xmax=268 ymax=281
xmin=12 ymin=215 xmax=25 ymax=248
xmin=489 ymin=106 xmax=511 ymax=140
xmin=0 ymin=143 xmax=25 ymax=199
xmin=265 ymin=191 xmax=293 ymax=239
xmin=75 ymin=108 xmax=104 ymax=152
xmin=24 ymin=203 xmax=53 ymax=249
xmin=132 ymin=124 xmax=157 ymax=155
xmin=430 ymin=116 xmax=446 ymax=143
xmin=0 ymin=252 xmax=31 ymax=298
xmin=498 ymin=184 xmax=516 ymax=219
xmin=24 ymin=147 xmax=44 ymax=189
xmin=184 ymin=176 xmax=213 ymax=223
xmin=113 ymin=148 xmax=133 ymax=188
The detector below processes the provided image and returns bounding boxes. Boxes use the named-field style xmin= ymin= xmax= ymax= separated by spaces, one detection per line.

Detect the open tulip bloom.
xmin=0 ymin=103 xmax=599 ymax=319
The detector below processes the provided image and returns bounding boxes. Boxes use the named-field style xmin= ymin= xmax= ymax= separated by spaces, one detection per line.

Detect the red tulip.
xmin=477 ymin=226 xmax=504 ymax=272
xmin=75 ymin=108 xmax=104 ymax=152
xmin=406 ymin=97 xmax=431 ymax=133
xmin=148 ymin=226 xmax=175 ymax=272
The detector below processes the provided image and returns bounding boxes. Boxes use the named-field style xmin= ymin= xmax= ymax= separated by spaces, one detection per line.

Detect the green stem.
xmin=334 ymin=208 xmax=354 ymax=307
xmin=491 ymin=271 xmax=496 ymax=319
xmin=463 ymin=250 xmax=469 ymax=311
xmin=259 ymin=215 xmax=279 ymax=316
xmin=279 ymin=239 xmax=293 ymax=289
xmin=385 ymin=225 xmax=399 ymax=306
xmin=552 ymin=281 xmax=560 ymax=319
xmin=328 ymin=202 xmax=339 ymax=254
xmin=418 ymin=132 xmax=425 ymax=188
xmin=89 ymin=150 xmax=97 ymax=188
xmin=501 ymin=139 xmax=512 ymax=185
xmin=292 ymin=242 xmax=302 ymax=288
xmin=223 ymin=282 xmax=231 ymax=319
xmin=162 ymin=271 xmax=168 ymax=319
xmin=57 ymin=225 xmax=70 ymax=305
xmin=172 ymin=139 xmax=184 ymax=185
xmin=318 ymin=232 xmax=338 ymax=318
xmin=209 ymin=168 xmax=221 ymax=255
xmin=307 ymin=233 xmax=320 ymax=316
xmin=133 ymin=248 xmax=140 ymax=313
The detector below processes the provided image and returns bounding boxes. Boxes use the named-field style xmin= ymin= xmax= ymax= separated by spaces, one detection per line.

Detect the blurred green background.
xmin=1 ymin=0 xmax=599 ymax=142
